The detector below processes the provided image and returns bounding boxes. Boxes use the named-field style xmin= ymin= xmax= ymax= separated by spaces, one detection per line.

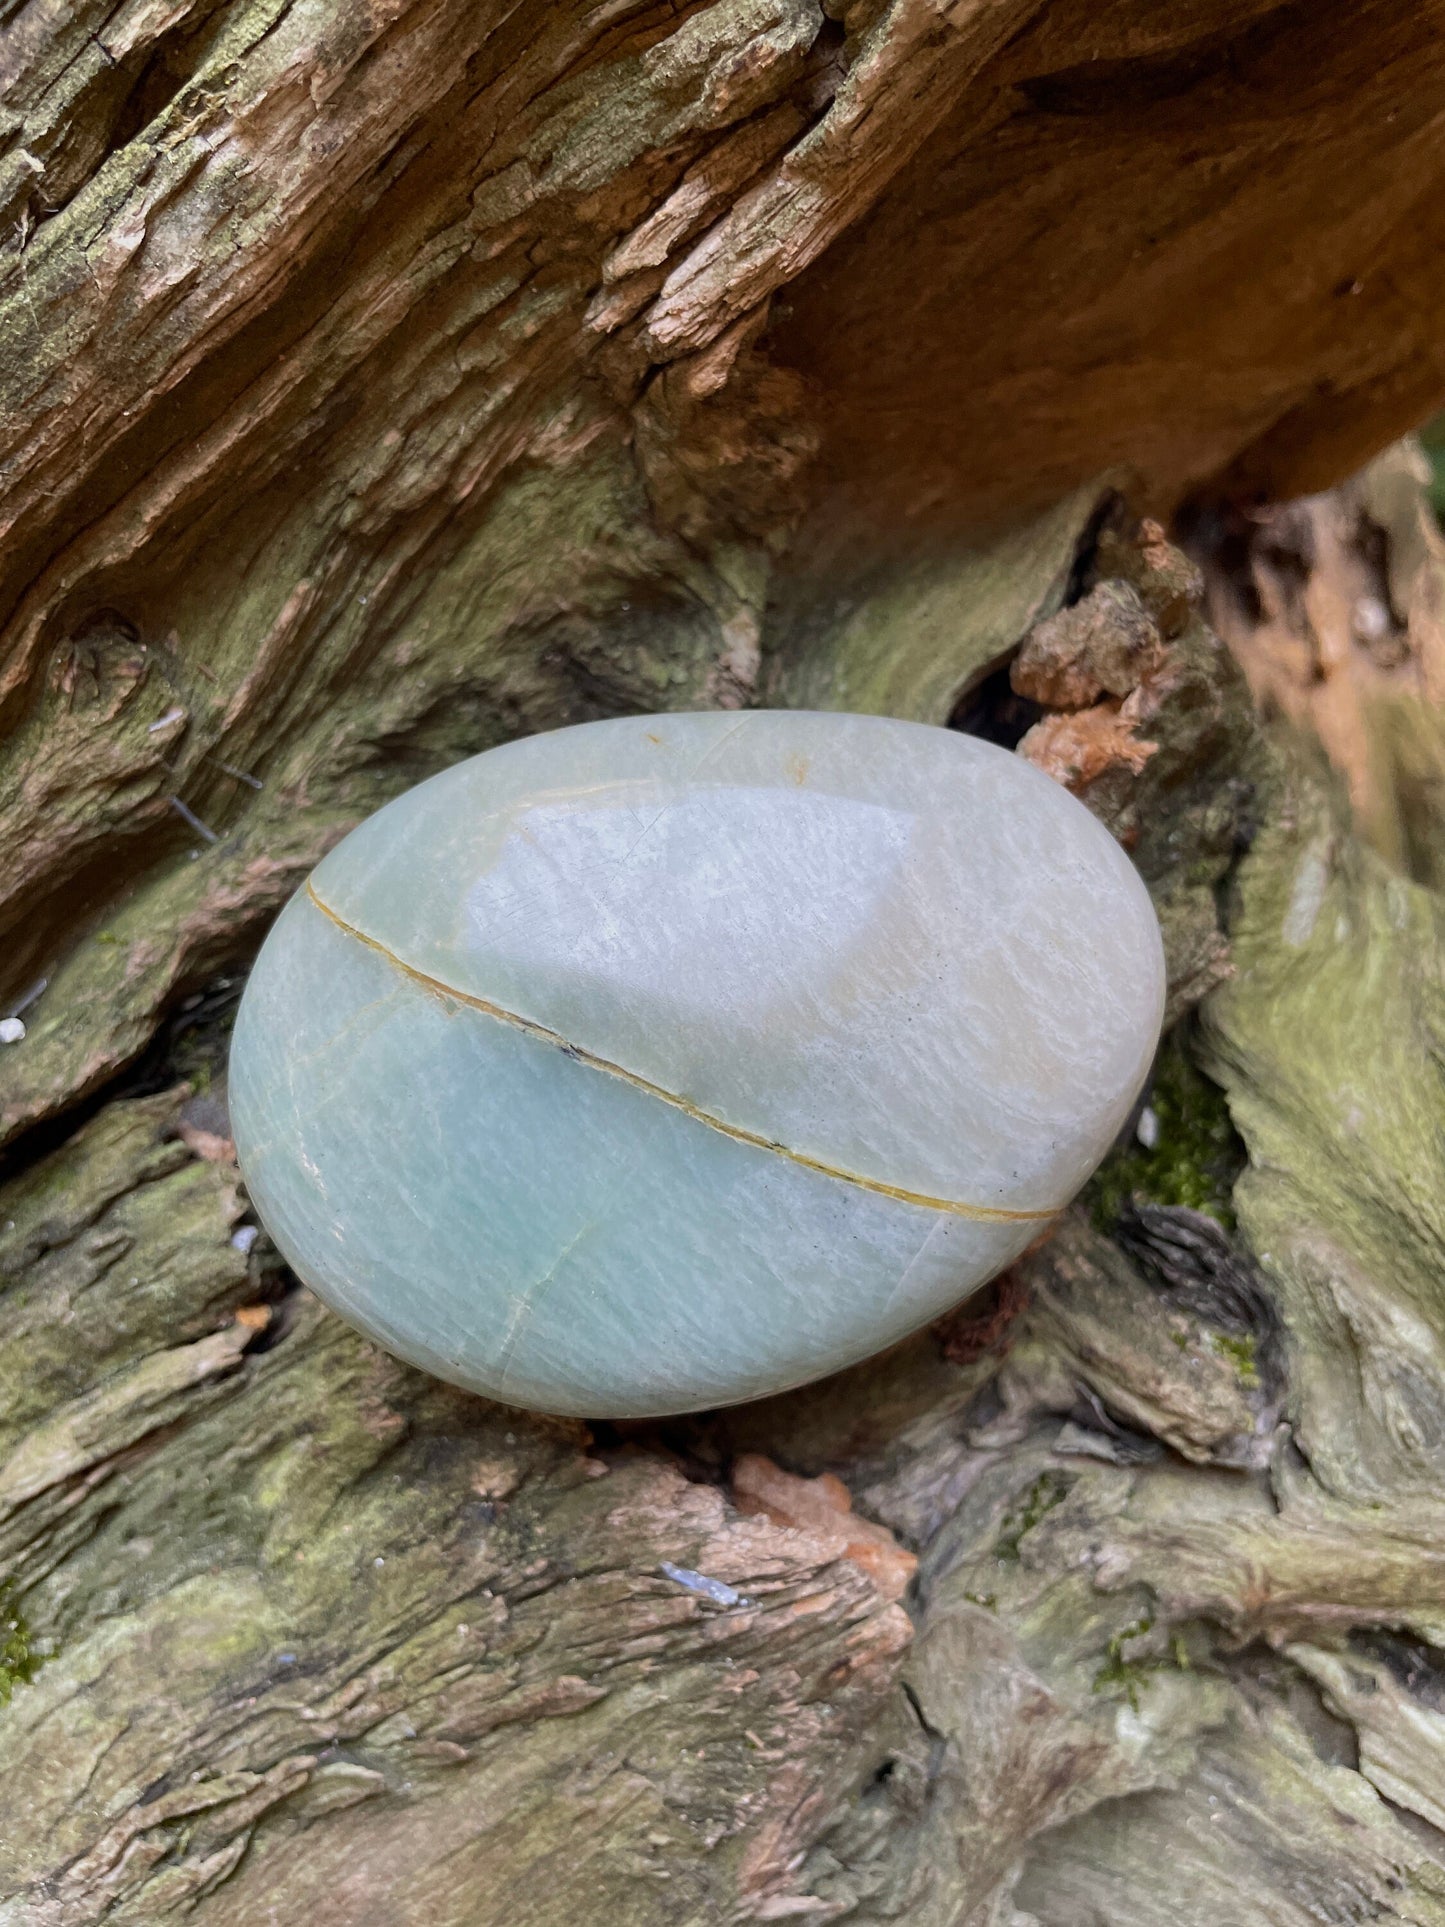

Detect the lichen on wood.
xmin=6 ymin=0 xmax=1445 ymax=1918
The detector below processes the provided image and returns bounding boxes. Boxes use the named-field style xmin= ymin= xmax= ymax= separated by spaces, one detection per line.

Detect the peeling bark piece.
xmin=732 ymin=1451 xmax=918 ymax=1600
xmin=1011 ymin=580 xmax=1165 ymax=710
xmin=1097 ymin=518 xmax=1207 ymax=643
xmin=1018 ymin=696 xmax=1160 ymax=795
xmin=600 ymin=102 xmax=810 ymax=290
xmin=1011 ymin=514 xmax=1265 ymax=1031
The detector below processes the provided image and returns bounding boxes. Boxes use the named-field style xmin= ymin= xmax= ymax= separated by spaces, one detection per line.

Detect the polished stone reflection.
xmin=231 ymin=710 xmax=1165 ymax=1415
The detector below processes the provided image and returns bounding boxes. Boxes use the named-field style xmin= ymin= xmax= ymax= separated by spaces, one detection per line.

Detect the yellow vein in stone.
xmin=306 ymin=882 xmax=1060 ymax=1225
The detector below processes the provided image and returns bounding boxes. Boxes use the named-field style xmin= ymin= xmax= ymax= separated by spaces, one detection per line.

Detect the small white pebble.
xmin=0 ymin=1018 xmax=25 ymax=1045
xmin=1136 ymin=1105 xmax=1159 ymax=1150
xmin=230 ymin=1225 xmax=260 ymax=1255
xmin=1352 ymin=595 xmax=1391 ymax=642
xmin=374 ymin=1556 xmax=385 ymax=1567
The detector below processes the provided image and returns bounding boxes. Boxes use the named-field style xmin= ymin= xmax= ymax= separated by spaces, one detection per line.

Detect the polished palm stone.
xmin=230 ymin=710 xmax=1165 ymax=1416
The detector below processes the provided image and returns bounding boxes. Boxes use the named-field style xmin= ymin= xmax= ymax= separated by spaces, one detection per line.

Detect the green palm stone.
xmin=230 ymin=710 xmax=1165 ymax=1416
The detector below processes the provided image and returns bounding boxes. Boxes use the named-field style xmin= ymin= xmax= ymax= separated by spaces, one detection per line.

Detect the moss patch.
xmin=1092 ymin=1613 xmax=1190 ymax=1713
xmin=1419 ymin=413 xmax=1445 ymax=523
xmin=995 ymin=1471 xmax=1072 ymax=1563
xmin=1088 ymin=1036 xmax=1244 ymax=1230
xmin=0 ymin=1583 xmax=40 ymax=1704
xmin=1210 ymin=1331 xmax=1260 ymax=1388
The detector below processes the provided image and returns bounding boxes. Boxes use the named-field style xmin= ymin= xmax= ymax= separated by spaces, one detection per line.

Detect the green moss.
xmin=0 ymin=1583 xmax=40 ymax=1705
xmin=1420 ymin=413 xmax=1445 ymax=523
xmin=1092 ymin=1614 xmax=1192 ymax=1713
xmin=1087 ymin=1035 xmax=1244 ymax=1230
xmin=995 ymin=1471 xmax=1072 ymax=1563
xmin=1211 ymin=1331 xmax=1260 ymax=1388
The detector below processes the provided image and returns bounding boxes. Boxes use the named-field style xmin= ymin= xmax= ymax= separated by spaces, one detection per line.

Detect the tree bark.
xmin=4 ymin=1 xmax=1445 ymax=1920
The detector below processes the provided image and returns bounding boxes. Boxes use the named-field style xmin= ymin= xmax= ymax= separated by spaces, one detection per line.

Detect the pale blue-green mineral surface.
xmin=230 ymin=710 xmax=1165 ymax=1416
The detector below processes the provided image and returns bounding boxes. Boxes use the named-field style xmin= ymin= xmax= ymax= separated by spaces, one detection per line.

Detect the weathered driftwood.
xmin=5 ymin=0 xmax=1445 ymax=1919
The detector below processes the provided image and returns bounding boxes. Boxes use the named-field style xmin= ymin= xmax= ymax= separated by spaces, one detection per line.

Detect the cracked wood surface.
xmin=4 ymin=0 xmax=1445 ymax=1917
xmin=3 ymin=484 xmax=1445 ymax=1923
